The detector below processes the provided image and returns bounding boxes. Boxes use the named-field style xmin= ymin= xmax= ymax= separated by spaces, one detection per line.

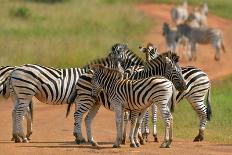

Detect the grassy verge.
xmin=152 ymin=0 xmax=232 ymax=20
xmin=153 ymin=75 xmax=232 ymax=144
xmin=0 ymin=0 xmax=152 ymax=67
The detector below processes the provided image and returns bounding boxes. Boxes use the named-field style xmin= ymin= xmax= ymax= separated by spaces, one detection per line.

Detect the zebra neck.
xmin=130 ymin=64 xmax=166 ymax=80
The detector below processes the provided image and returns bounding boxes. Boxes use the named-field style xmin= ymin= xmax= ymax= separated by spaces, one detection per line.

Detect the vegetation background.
xmin=0 ymin=0 xmax=231 ymax=144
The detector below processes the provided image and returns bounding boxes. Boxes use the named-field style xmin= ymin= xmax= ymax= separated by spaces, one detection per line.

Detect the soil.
xmin=0 ymin=3 xmax=232 ymax=155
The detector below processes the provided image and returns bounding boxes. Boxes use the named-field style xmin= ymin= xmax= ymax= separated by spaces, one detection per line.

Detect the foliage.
xmin=0 ymin=0 xmax=152 ymax=67
xmin=9 ymin=6 xmax=31 ymax=19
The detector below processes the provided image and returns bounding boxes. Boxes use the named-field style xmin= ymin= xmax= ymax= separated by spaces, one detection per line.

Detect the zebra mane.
xmin=83 ymin=55 xmax=115 ymax=70
xmin=91 ymin=64 xmax=123 ymax=80
xmin=124 ymin=49 xmax=144 ymax=66
xmin=161 ymin=51 xmax=180 ymax=63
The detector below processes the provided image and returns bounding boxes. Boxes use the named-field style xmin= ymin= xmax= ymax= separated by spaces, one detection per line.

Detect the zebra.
xmin=66 ymin=48 xmax=187 ymax=148
xmin=177 ymin=23 xmax=226 ymax=61
xmin=8 ymin=43 xmax=129 ymax=143
xmin=171 ymin=0 xmax=189 ymax=25
xmin=187 ymin=3 xmax=208 ymax=28
xmin=139 ymin=43 xmax=212 ymax=143
xmin=162 ymin=22 xmax=188 ymax=55
xmin=90 ymin=64 xmax=174 ymax=148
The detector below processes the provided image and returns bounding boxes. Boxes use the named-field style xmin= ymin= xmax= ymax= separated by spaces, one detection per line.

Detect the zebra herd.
xmin=0 ymin=43 xmax=212 ymax=148
xmin=164 ymin=1 xmax=226 ymax=61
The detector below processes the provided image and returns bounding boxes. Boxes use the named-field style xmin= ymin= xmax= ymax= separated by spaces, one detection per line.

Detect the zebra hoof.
xmin=142 ymin=133 xmax=148 ymax=142
xmin=22 ymin=138 xmax=29 ymax=143
xmin=112 ymin=144 xmax=120 ymax=148
xmin=135 ymin=142 xmax=140 ymax=147
xmin=154 ymin=136 xmax=159 ymax=142
xmin=15 ymin=138 xmax=21 ymax=143
xmin=193 ymin=135 xmax=204 ymax=142
xmin=130 ymin=143 xmax=137 ymax=148
xmin=121 ymin=138 xmax=126 ymax=145
xmin=139 ymin=139 xmax=145 ymax=145
xmin=160 ymin=140 xmax=171 ymax=148
xmin=90 ymin=141 xmax=100 ymax=148
xmin=75 ymin=138 xmax=86 ymax=144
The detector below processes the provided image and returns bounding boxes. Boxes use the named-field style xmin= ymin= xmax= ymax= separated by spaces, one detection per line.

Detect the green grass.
xmin=152 ymin=0 xmax=232 ymax=20
xmin=153 ymin=75 xmax=232 ymax=144
xmin=0 ymin=0 xmax=152 ymax=67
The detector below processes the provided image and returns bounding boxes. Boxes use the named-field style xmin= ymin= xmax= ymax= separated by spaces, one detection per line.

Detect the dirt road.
xmin=1 ymin=3 xmax=232 ymax=155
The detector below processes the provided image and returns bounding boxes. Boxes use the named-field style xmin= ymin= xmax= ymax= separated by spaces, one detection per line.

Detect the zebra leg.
xmin=141 ymin=110 xmax=149 ymax=142
xmin=129 ymin=111 xmax=139 ymax=148
xmin=134 ymin=109 xmax=147 ymax=147
xmin=112 ymin=104 xmax=124 ymax=148
xmin=122 ymin=111 xmax=129 ymax=145
xmin=25 ymin=106 xmax=33 ymax=141
xmin=214 ymin=42 xmax=221 ymax=61
xmin=187 ymin=99 xmax=207 ymax=142
xmin=11 ymin=109 xmax=21 ymax=143
xmin=15 ymin=104 xmax=29 ymax=143
xmin=151 ymin=104 xmax=159 ymax=142
xmin=85 ymin=103 xmax=101 ymax=147
xmin=73 ymin=103 xmax=90 ymax=144
xmin=159 ymin=103 xmax=173 ymax=148
xmin=191 ymin=43 xmax=197 ymax=61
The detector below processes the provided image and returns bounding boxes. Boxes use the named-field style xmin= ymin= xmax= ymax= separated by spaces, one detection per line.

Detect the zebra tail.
xmin=66 ymin=101 xmax=73 ymax=118
xmin=206 ymin=87 xmax=212 ymax=121
xmin=29 ymin=101 xmax=33 ymax=122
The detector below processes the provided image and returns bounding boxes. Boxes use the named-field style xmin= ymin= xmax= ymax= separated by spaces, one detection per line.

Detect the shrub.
xmin=10 ymin=7 xmax=31 ymax=19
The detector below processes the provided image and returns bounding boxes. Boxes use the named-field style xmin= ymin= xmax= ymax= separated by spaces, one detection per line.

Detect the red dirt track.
xmin=1 ymin=3 xmax=232 ymax=155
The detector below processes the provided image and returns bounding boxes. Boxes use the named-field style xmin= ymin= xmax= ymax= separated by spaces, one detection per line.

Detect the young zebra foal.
xmin=177 ymin=23 xmax=226 ymax=61
xmin=91 ymin=64 xmax=174 ymax=148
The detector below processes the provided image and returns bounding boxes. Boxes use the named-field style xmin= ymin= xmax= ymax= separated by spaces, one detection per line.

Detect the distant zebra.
xmin=177 ymin=23 xmax=226 ymax=61
xmin=162 ymin=23 xmax=188 ymax=54
xmin=188 ymin=3 xmax=208 ymax=27
xmin=171 ymin=0 xmax=189 ymax=25
xmin=140 ymin=43 xmax=212 ymax=143
xmin=66 ymin=48 xmax=186 ymax=148
xmin=91 ymin=64 xmax=174 ymax=148
xmin=9 ymin=44 xmax=128 ymax=143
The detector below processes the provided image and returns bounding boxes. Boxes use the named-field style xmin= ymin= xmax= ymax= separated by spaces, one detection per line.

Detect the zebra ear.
xmin=139 ymin=46 xmax=146 ymax=53
xmin=87 ymin=69 xmax=94 ymax=74
xmin=165 ymin=57 xmax=172 ymax=64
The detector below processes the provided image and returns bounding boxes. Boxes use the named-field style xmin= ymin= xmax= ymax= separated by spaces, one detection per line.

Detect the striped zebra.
xmin=187 ymin=3 xmax=208 ymax=28
xmin=171 ymin=0 xmax=189 ymax=25
xmin=177 ymin=23 xmax=226 ymax=61
xmin=66 ymin=49 xmax=187 ymax=148
xmin=90 ymin=64 xmax=174 ymax=148
xmin=162 ymin=23 xmax=189 ymax=57
xmin=140 ymin=43 xmax=212 ymax=143
xmin=9 ymin=43 xmax=128 ymax=143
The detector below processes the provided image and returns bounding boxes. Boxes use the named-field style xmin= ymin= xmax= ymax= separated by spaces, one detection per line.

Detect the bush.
xmin=10 ymin=7 xmax=31 ymax=19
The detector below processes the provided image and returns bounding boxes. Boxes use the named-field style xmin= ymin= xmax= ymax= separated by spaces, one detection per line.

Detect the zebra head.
xmin=109 ymin=43 xmax=128 ymax=66
xmin=139 ymin=43 xmax=159 ymax=61
xmin=162 ymin=53 xmax=187 ymax=92
xmin=90 ymin=64 xmax=123 ymax=98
